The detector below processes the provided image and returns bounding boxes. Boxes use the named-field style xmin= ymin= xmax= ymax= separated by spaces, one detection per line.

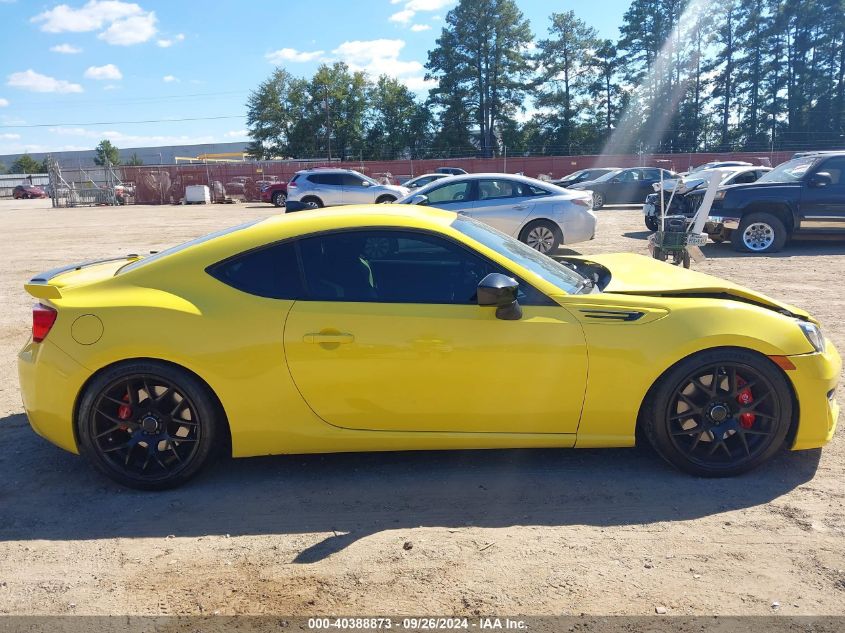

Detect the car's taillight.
xmin=32 ymin=303 xmax=57 ymax=343
xmin=288 ymin=181 xmax=297 ymax=188
xmin=572 ymin=198 xmax=591 ymax=208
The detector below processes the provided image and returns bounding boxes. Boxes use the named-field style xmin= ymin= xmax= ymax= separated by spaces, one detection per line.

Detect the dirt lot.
xmin=0 ymin=198 xmax=843 ymax=617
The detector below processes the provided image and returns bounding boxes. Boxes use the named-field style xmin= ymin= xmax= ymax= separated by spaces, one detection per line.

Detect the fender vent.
xmin=580 ymin=309 xmax=645 ymax=322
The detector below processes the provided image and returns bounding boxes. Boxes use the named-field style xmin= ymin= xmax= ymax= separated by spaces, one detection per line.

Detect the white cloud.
xmin=224 ymin=129 xmax=248 ymax=138
xmin=156 ymin=32 xmax=184 ymax=48
xmin=389 ymin=9 xmax=414 ymax=23
xmin=0 ymin=98 xmax=8 ymax=107
xmin=410 ymin=23 xmax=430 ymax=31
xmin=390 ymin=0 xmax=453 ymax=24
xmin=331 ymin=39 xmax=430 ymax=91
xmin=7 ymin=69 xmax=83 ymax=93
xmin=98 ymin=12 xmax=157 ymax=45
xmin=84 ymin=64 xmax=122 ymax=80
xmin=162 ymin=75 xmax=178 ymax=83
xmin=32 ymin=1 xmax=157 ymax=45
xmin=266 ymin=47 xmax=325 ymax=63
xmin=0 ymin=133 xmax=21 ymax=140
xmin=47 ymin=126 xmax=228 ymax=147
xmin=50 ymin=43 xmax=83 ymax=54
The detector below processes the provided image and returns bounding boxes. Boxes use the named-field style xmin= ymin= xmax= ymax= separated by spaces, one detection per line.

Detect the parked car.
xmin=703 ymin=153 xmax=845 ymax=252
xmin=286 ymin=168 xmax=409 ymax=208
xmin=686 ymin=161 xmax=752 ymax=174
xmin=260 ymin=182 xmax=288 ymax=207
xmin=395 ymin=173 xmax=595 ymax=254
xmin=19 ymin=206 xmax=838 ymax=488
xmin=643 ymin=166 xmax=772 ymax=231
xmin=569 ymin=167 xmax=679 ymax=209
xmin=552 ymin=168 xmax=619 ymax=188
xmin=13 ymin=184 xmax=48 ymax=199
xmin=435 ymin=167 xmax=468 ymax=175
xmin=403 ymin=173 xmax=449 ymax=189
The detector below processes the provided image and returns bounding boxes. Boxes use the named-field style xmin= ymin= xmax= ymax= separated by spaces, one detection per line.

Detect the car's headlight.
xmin=798 ymin=321 xmax=825 ymax=353
xmin=714 ymin=190 xmax=726 ymax=201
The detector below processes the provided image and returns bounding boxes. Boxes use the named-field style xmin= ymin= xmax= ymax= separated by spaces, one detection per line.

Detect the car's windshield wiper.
xmin=576 ymin=277 xmax=595 ymax=294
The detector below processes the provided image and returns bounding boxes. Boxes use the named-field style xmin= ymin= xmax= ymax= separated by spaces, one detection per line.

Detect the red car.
xmin=260 ymin=182 xmax=287 ymax=207
xmin=13 ymin=184 xmax=48 ymax=199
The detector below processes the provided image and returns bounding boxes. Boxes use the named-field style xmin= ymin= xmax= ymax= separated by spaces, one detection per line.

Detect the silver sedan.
xmin=394 ymin=173 xmax=596 ymax=253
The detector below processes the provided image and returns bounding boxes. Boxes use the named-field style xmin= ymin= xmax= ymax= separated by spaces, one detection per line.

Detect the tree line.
xmin=243 ymin=0 xmax=845 ymax=161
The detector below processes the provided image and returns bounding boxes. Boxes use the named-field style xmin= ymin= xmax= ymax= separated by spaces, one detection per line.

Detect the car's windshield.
xmin=757 ymin=157 xmax=816 ymax=183
xmin=560 ymin=170 xmax=584 ymax=182
xmin=451 ymin=215 xmax=589 ymax=294
xmin=591 ymin=169 xmax=624 ymax=183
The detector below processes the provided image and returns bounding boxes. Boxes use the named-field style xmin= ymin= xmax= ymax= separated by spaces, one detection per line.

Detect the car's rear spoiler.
xmin=24 ymin=255 xmax=140 ymax=300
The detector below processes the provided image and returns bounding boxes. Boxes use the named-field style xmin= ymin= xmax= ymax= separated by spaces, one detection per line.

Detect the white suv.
xmin=287 ymin=169 xmax=409 ymax=208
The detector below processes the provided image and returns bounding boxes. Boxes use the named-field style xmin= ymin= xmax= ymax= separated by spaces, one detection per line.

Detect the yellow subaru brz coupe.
xmin=18 ymin=206 xmax=840 ymax=489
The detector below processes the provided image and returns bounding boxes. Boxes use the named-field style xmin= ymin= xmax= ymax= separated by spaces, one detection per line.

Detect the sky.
xmin=0 ymin=0 xmax=630 ymax=156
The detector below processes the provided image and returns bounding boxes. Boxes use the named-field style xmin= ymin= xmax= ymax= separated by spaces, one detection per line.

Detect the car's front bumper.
xmin=787 ymin=342 xmax=841 ymax=450
xmin=705 ymin=216 xmax=741 ymax=233
xmin=18 ymin=338 xmax=91 ymax=454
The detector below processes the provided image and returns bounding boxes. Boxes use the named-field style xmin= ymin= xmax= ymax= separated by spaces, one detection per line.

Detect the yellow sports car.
xmin=18 ymin=206 xmax=839 ymax=489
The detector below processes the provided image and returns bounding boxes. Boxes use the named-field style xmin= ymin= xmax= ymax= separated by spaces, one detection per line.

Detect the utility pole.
xmin=325 ymin=84 xmax=332 ymax=162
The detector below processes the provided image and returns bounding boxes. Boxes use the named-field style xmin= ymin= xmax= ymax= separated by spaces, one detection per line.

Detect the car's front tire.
xmin=77 ymin=361 xmax=224 ymax=490
xmin=271 ymin=191 xmax=286 ymax=207
xmin=641 ymin=348 xmax=793 ymax=477
xmin=592 ymin=192 xmax=605 ymax=209
xmin=732 ymin=212 xmax=787 ymax=253
xmin=645 ymin=215 xmax=659 ymax=231
xmin=375 ymin=195 xmax=396 ymax=204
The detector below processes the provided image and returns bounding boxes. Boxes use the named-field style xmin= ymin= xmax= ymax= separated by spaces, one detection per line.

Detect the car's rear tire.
xmin=375 ymin=195 xmax=396 ymax=204
xmin=301 ymin=196 xmax=323 ymax=209
xmin=645 ymin=215 xmax=659 ymax=231
xmin=641 ymin=348 xmax=793 ymax=477
xmin=271 ymin=191 xmax=286 ymax=207
xmin=731 ymin=212 xmax=787 ymax=253
xmin=592 ymin=192 xmax=605 ymax=209
xmin=519 ymin=220 xmax=562 ymax=254
xmin=77 ymin=361 xmax=224 ymax=490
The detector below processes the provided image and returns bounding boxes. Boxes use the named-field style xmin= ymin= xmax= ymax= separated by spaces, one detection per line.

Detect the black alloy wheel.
xmin=643 ymin=349 xmax=792 ymax=476
xmin=78 ymin=362 xmax=222 ymax=489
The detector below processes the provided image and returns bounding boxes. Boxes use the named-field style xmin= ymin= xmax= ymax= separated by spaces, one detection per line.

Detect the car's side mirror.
xmin=409 ymin=194 xmax=429 ymax=206
xmin=361 ymin=180 xmax=371 ymax=187
xmin=610 ymin=178 xmax=621 ymax=183
xmin=809 ymin=172 xmax=833 ymax=188
xmin=477 ymin=273 xmax=522 ymax=320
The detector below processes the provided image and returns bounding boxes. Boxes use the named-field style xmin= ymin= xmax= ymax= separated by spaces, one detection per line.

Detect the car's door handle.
xmin=514 ymin=204 xmax=528 ymax=210
xmin=303 ymin=332 xmax=355 ymax=344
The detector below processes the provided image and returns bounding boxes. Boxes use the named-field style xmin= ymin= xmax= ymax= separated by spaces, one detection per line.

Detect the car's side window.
xmin=342 ymin=174 xmax=370 ymax=187
xmin=817 ymin=158 xmax=845 ymax=185
xmin=297 ymin=230 xmax=551 ymax=305
xmin=478 ymin=179 xmax=522 ymax=200
xmin=732 ymin=171 xmax=758 ymax=184
xmin=522 ymin=184 xmax=551 ymax=197
xmin=207 ymin=242 xmax=303 ymax=300
xmin=426 ymin=181 xmax=473 ymax=204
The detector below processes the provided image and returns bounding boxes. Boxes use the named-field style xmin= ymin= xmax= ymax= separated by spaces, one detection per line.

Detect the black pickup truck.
xmin=703 ymin=152 xmax=845 ymax=253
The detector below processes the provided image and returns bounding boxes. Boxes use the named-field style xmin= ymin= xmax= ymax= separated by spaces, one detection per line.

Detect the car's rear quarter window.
xmin=207 ymin=242 xmax=303 ymax=299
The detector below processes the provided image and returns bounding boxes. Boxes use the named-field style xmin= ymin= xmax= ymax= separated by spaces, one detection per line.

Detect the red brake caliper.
xmin=736 ymin=377 xmax=755 ymax=429
xmin=117 ymin=393 xmax=132 ymax=429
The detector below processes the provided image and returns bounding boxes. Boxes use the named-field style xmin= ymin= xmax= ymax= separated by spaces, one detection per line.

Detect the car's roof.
xmin=120 ymin=205 xmax=461 ymax=277
xmin=295 ymin=167 xmax=359 ymax=174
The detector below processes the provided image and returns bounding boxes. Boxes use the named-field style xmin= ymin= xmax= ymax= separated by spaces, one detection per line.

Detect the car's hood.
xmin=719 ymin=181 xmax=800 ymax=194
xmin=377 ymin=184 xmax=410 ymax=194
xmin=578 ymin=253 xmax=811 ymax=319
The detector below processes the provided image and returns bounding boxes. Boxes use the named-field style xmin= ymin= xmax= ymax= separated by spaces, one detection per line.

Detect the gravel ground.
xmin=0 ymin=198 xmax=843 ymax=616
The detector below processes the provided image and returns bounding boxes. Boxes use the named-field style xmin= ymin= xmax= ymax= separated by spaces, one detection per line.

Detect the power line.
xmin=0 ymin=115 xmax=247 ymax=129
